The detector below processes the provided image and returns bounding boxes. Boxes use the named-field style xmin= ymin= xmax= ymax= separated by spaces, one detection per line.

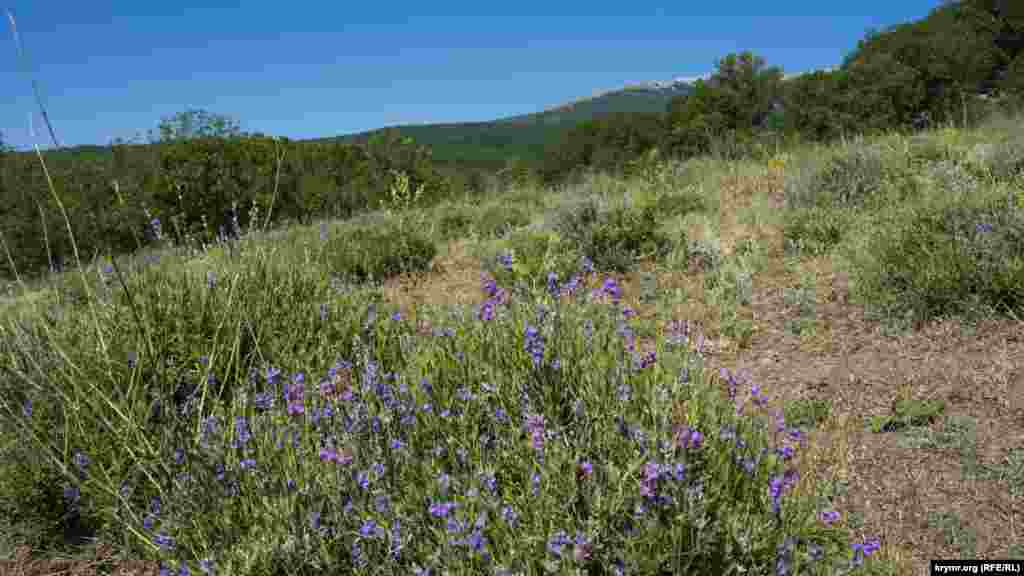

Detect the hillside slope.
xmin=315 ymin=81 xmax=694 ymax=168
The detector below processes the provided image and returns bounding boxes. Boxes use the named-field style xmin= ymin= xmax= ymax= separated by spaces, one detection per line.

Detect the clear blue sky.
xmin=2 ymin=1 xmax=943 ymax=151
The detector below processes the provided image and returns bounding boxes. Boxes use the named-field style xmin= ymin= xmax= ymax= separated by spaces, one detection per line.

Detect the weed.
xmin=868 ymin=397 xmax=946 ymax=434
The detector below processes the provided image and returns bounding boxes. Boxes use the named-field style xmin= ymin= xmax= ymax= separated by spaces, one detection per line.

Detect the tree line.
xmin=535 ymin=0 xmax=1024 ymax=183
xmin=0 ymin=0 xmax=1020 ymax=283
xmin=0 ymin=118 xmax=472 ymax=281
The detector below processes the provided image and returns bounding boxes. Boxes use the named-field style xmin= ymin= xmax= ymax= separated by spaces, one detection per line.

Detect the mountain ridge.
xmin=317 ymin=66 xmax=837 ymax=169
xmin=332 ymin=65 xmax=837 ymax=139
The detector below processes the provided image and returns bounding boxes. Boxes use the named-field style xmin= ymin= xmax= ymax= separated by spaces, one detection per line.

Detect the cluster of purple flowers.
xmin=18 ymin=252 xmax=896 ymax=576
xmin=523 ymin=324 xmax=546 ymax=368
xmin=524 ymin=413 xmax=547 ymax=457
xmin=284 ymin=371 xmax=306 ymax=415
xmin=478 ymin=272 xmax=509 ymax=322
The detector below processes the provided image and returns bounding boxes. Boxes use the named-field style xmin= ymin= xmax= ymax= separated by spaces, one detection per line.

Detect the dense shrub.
xmin=683 ymin=237 xmax=723 ymax=274
xmin=474 ymin=204 xmax=532 ymax=238
xmin=648 ymin=185 xmax=706 ymax=220
xmin=479 ymin=227 xmax=586 ymax=295
xmin=554 ymin=197 xmax=673 ymax=273
xmin=0 ymin=451 xmax=96 ymax=553
xmin=539 ymin=111 xmax=666 ymax=184
xmin=434 ymin=205 xmax=476 ymax=241
xmin=984 ymin=133 xmax=1024 ymax=182
xmin=781 ymin=207 xmax=852 ymax=257
xmin=321 ymin=220 xmax=437 ymax=283
xmin=0 ymin=387 xmax=104 ymax=555
xmin=799 ymin=145 xmax=892 ymax=210
xmin=841 ymin=195 xmax=1024 ymax=326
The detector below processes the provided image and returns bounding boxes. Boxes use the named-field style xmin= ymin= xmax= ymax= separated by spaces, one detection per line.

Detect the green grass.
xmin=0 ymin=172 xmax=906 ymax=575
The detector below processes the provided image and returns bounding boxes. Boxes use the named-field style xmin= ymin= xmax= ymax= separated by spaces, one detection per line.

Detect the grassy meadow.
xmin=1 ymin=108 xmax=1023 ymax=575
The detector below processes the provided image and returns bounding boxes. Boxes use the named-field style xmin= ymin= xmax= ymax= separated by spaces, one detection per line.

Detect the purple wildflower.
xmin=776 ymin=445 xmax=796 ymax=460
xmin=776 ymin=536 xmax=796 ymax=576
xmin=73 ymin=451 xmax=91 ymax=477
xmin=254 ymin=390 xmax=274 ymax=411
xmin=501 ymin=505 xmax=518 ymax=527
xmin=577 ymin=461 xmax=593 ymax=481
xmin=547 ymin=272 xmax=560 ymax=298
xmin=559 ymin=274 xmax=582 ymax=298
xmin=580 ymin=255 xmax=594 ymax=275
xmin=769 ymin=469 xmax=800 ymax=514
xmin=751 ymin=384 xmax=770 ymax=407
xmin=676 ymin=427 xmax=703 ymax=450
xmin=573 ymin=533 xmax=593 ymax=563
xmin=850 ymin=538 xmax=881 ymax=567
xmin=429 ymin=501 xmax=457 ymax=518
xmin=479 ymin=299 xmax=497 ymax=322
xmin=319 ymin=447 xmax=353 ymax=466
xmin=63 ymin=485 xmax=80 ymax=508
xmin=635 ymin=350 xmax=657 ymax=370
xmin=525 ymin=413 xmax=547 ymax=452
xmin=524 ymin=323 xmax=545 ymax=368
xmin=547 ymin=530 xmax=572 ymax=557
xmin=360 ymin=520 xmax=384 ymax=538
xmin=481 ymin=473 xmax=497 ymax=495
xmin=265 ymin=365 xmax=282 ymax=386
xmin=601 ymin=276 xmax=622 ymax=302
xmin=231 ymin=417 xmax=252 ymax=448
xmin=154 ymin=531 xmax=175 ymax=551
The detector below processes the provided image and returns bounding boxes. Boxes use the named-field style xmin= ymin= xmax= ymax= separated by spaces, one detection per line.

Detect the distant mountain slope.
xmin=496 ymin=80 xmax=694 ymax=125
xmin=320 ymin=69 xmax=834 ymax=170
xmin=317 ymin=80 xmax=695 ymax=169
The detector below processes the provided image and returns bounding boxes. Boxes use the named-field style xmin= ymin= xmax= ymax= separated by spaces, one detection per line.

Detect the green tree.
xmin=663 ymin=51 xmax=784 ymax=159
xmin=999 ymin=52 xmax=1024 ymax=101
xmin=840 ymin=1 xmax=1016 ymax=129
xmin=146 ymin=108 xmax=309 ymax=242
xmin=540 ymin=111 xmax=665 ymax=183
xmin=151 ymin=108 xmax=242 ymax=143
xmin=663 ymin=51 xmax=782 ymax=157
xmin=841 ymin=53 xmax=928 ymax=134
xmin=778 ymin=71 xmax=857 ymax=143
xmin=704 ymin=51 xmax=785 ymax=131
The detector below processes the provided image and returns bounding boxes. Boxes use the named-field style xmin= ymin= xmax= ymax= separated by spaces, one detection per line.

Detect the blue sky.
xmin=2 ymin=1 xmax=942 ymax=151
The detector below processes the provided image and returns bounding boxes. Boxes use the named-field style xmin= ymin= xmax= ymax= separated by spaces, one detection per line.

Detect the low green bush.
xmin=781 ymin=206 xmax=852 ymax=257
xmin=321 ymin=221 xmax=437 ymax=283
xmin=841 ymin=195 xmax=1024 ymax=327
xmin=435 ymin=206 xmax=476 ymax=241
xmin=479 ymin=228 xmax=586 ymax=296
xmin=554 ymin=198 xmax=673 ymax=273
xmin=475 ymin=204 xmax=531 ymax=238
